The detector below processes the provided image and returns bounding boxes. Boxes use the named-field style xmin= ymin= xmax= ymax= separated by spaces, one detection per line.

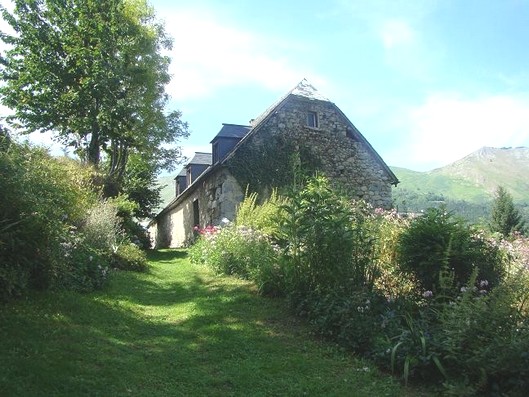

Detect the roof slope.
xmin=188 ymin=152 xmax=212 ymax=165
xmin=211 ymin=123 xmax=251 ymax=142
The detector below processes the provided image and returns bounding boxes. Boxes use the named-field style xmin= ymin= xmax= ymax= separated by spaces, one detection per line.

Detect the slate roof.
xmin=175 ymin=167 xmax=186 ymax=178
xmin=210 ymin=124 xmax=251 ymax=142
xmin=188 ymin=152 xmax=212 ymax=165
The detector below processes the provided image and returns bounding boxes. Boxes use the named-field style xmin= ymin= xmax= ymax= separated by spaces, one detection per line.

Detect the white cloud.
xmin=182 ymin=144 xmax=212 ymax=160
xmin=161 ymin=9 xmax=325 ymax=100
xmin=379 ymin=19 xmax=415 ymax=49
xmin=395 ymin=93 xmax=529 ymax=170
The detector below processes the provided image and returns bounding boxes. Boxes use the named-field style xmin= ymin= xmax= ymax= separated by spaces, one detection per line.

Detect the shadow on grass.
xmin=0 ymin=251 xmax=412 ymax=397
xmin=146 ymin=248 xmax=188 ymax=262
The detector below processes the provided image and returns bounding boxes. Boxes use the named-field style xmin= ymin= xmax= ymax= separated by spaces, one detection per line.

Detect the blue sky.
xmin=151 ymin=0 xmax=529 ymax=171
xmin=2 ymin=0 xmax=529 ymax=171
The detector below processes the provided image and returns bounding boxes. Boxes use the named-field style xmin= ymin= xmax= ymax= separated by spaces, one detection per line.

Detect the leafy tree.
xmin=0 ymin=0 xmax=188 ymax=195
xmin=490 ymin=186 xmax=525 ymax=236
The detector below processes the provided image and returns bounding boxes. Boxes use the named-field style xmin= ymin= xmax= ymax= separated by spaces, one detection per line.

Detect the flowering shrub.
xmin=81 ymin=200 xmax=124 ymax=253
xmin=371 ymin=208 xmax=416 ymax=300
xmin=189 ymin=224 xmax=281 ymax=295
xmin=433 ymin=269 xmax=529 ymax=395
xmin=188 ymin=176 xmax=529 ymax=395
xmin=111 ymin=244 xmax=148 ymax=272
xmin=496 ymin=231 xmax=529 ymax=272
xmin=276 ymin=176 xmax=377 ymax=298
xmin=56 ymin=229 xmax=110 ymax=292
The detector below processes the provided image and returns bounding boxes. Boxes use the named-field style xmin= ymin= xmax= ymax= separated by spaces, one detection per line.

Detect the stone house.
xmin=149 ymin=80 xmax=399 ymax=248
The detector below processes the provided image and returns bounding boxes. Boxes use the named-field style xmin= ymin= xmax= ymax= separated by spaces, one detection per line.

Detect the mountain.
xmin=391 ymin=146 xmax=529 ymax=222
xmin=156 ymin=175 xmax=176 ymax=211
xmin=393 ymin=146 xmax=529 ymax=203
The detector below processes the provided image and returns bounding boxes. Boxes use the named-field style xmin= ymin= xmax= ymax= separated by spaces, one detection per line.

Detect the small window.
xmin=212 ymin=142 xmax=219 ymax=164
xmin=307 ymin=111 xmax=318 ymax=128
xmin=186 ymin=167 xmax=192 ymax=186
xmin=193 ymin=199 xmax=200 ymax=227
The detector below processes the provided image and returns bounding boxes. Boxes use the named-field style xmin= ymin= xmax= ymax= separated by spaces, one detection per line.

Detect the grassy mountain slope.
xmin=391 ymin=147 xmax=529 ymax=223
xmin=432 ymin=147 xmax=529 ymax=202
xmin=156 ymin=175 xmax=176 ymax=210
xmin=392 ymin=166 xmax=488 ymax=203
xmin=393 ymin=147 xmax=529 ymax=204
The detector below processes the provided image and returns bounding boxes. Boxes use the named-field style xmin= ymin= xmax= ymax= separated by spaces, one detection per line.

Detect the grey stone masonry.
xmin=231 ymin=93 xmax=395 ymax=209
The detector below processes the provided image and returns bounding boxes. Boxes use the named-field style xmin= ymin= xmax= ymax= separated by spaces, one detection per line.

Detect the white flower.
xmin=422 ymin=290 xmax=433 ymax=298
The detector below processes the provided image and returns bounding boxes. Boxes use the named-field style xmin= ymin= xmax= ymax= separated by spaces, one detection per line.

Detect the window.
xmin=212 ymin=142 xmax=219 ymax=164
xmin=307 ymin=111 xmax=318 ymax=128
xmin=193 ymin=199 xmax=200 ymax=227
xmin=186 ymin=167 xmax=192 ymax=186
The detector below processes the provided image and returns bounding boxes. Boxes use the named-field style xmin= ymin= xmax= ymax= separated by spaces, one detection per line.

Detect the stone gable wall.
xmin=233 ymin=95 xmax=394 ymax=208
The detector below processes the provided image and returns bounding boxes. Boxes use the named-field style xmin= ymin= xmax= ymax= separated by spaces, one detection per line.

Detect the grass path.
xmin=0 ymin=250 xmax=427 ymax=396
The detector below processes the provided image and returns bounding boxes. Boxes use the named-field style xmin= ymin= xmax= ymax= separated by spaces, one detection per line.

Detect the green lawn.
xmin=0 ymin=250 xmax=429 ymax=396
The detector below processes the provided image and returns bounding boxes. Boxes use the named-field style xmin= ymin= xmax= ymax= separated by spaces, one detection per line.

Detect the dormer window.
xmin=212 ymin=141 xmax=219 ymax=164
xmin=307 ymin=111 xmax=318 ymax=128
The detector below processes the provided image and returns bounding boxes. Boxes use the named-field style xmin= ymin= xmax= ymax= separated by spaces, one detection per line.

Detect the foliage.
xmin=110 ymin=243 xmax=148 ymax=272
xmin=397 ymin=208 xmax=506 ymax=295
xmin=371 ymin=209 xmax=416 ymax=300
xmin=235 ymin=189 xmax=286 ymax=237
xmin=0 ymin=141 xmax=98 ymax=299
xmin=308 ymin=289 xmax=389 ymax=354
xmin=277 ymin=175 xmax=377 ymax=299
xmin=109 ymin=194 xmax=151 ymax=249
xmin=434 ymin=270 xmax=529 ymax=395
xmin=189 ymin=173 xmax=529 ymax=395
xmin=0 ymin=139 xmax=149 ymax=300
xmin=0 ymin=0 xmax=189 ymax=196
xmin=120 ymin=152 xmax=163 ymax=219
xmin=81 ymin=200 xmax=124 ymax=253
xmin=227 ymin=134 xmax=321 ymax=195
xmin=56 ymin=229 xmax=111 ymax=292
xmin=189 ymin=225 xmax=281 ymax=296
xmin=490 ymin=185 xmax=525 ymax=236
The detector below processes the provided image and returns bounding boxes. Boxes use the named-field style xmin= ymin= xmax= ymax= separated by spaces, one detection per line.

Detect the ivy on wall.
xmin=226 ymin=133 xmax=321 ymax=196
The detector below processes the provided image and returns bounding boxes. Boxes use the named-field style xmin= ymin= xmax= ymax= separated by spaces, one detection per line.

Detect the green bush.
xmin=81 ymin=200 xmax=124 ymax=253
xmin=277 ymin=176 xmax=377 ymax=297
xmin=111 ymin=244 xmax=148 ymax=272
xmin=0 ymin=142 xmax=98 ymax=299
xmin=110 ymin=195 xmax=151 ymax=249
xmin=435 ymin=270 xmax=529 ymax=396
xmin=189 ymin=225 xmax=281 ymax=296
xmin=308 ymin=289 xmax=389 ymax=354
xmin=397 ymin=208 xmax=506 ymax=295
xmin=235 ymin=189 xmax=286 ymax=237
xmin=56 ymin=230 xmax=110 ymax=292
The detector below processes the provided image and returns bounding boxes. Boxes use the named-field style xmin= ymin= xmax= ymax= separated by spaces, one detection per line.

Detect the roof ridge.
xmin=222 ymin=123 xmax=251 ymax=127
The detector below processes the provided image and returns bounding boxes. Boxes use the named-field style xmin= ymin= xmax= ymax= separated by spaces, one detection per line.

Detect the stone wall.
xmin=232 ymin=95 xmax=394 ymax=208
xmin=149 ymin=167 xmax=244 ymax=248
xmin=195 ymin=167 xmax=245 ymax=227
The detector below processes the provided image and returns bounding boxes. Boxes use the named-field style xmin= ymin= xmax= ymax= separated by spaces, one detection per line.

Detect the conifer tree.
xmin=490 ymin=186 xmax=525 ymax=236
